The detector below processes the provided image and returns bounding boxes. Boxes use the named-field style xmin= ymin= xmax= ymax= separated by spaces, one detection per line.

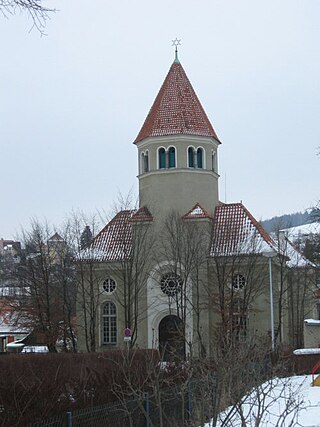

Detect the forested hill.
xmin=261 ymin=211 xmax=312 ymax=233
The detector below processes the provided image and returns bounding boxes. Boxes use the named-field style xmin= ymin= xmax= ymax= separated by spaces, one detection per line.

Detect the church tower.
xmin=134 ymin=52 xmax=221 ymax=217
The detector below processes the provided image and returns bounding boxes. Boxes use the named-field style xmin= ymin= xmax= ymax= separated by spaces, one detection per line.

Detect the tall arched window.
xmin=168 ymin=147 xmax=176 ymax=168
xmin=197 ymin=148 xmax=203 ymax=169
xmin=102 ymin=301 xmax=117 ymax=345
xmin=212 ymin=150 xmax=216 ymax=172
xmin=144 ymin=151 xmax=149 ymax=172
xmin=159 ymin=148 xmax=166 ymax=169
xmin=141 ymin=153 xmax=145 ymax=174
xmin=188 ymin=147 xmax=194 ymax=167
xmin=232 ymin=298 xmax=247 ymax=342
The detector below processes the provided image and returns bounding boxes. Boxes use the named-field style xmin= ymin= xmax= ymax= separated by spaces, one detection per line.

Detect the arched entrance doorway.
xmin=158 ymin=315 xmax=185 ymax=361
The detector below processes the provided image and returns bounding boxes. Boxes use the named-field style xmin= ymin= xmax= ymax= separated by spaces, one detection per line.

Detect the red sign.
xmin=124 ymin=328 xmax=132 ymax=338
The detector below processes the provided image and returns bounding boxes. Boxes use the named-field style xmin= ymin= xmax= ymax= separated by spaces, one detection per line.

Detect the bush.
xmin=0 ymin=349 xmax=159 ymax=426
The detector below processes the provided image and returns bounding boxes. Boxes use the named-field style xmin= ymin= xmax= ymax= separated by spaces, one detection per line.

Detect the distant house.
xmin=0 ymin=239 xmax=22 ymax=259
xmin=0 ymin=303 xmax=29 ymax=352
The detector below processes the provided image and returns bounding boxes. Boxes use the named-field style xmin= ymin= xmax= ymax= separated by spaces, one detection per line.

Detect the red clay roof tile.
xmin=134 ymin=61 xmax=220 ymax=144
xmin=82 ymin=210 xmax=133 ymax=262
xmin=131 ymin=206 xmax=154 ymax=222
xmin=210 ymin=203 xmax=276 ymax=256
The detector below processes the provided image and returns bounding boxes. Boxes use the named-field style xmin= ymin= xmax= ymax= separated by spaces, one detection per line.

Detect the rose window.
xmin=102 ymin=278 xmax=116 ymax=294
xmin=160 ymin=273 xmax=182 ymax=296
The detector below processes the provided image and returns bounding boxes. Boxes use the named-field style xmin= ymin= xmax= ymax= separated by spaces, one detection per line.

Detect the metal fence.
xmin=30 ymin=379 xmax=209 ymax=427
xmin=29 ymin=359 xmax=271 ymax=427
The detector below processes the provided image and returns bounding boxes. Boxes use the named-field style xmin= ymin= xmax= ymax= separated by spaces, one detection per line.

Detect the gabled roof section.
xmin=48 ymin=232 xmax=64 ymax=242
xmin=134 ymin=60 xmax=221 ymax=144
xmin=210 ymin=203 xmax=276 ymax=257
xmin=274 ymin=235 xmax=316 ymax=268
xmin=80 ymin=210 xmax=133 ymax=262
xmin=182 ymin=203 xmax=212 ymax=220
xmin=131 ymin=206 xmax=154 ymax=222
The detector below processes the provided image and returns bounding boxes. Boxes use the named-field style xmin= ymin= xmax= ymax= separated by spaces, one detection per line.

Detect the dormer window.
xmin=159 ymin=148 xmax=166 ymax=169
xmin=188 ymin=147 xmax=195 ymax=167
xmin=197 ymin=148 xmax=203 ymax=169
xmin=168 ymin=147 xmax=176 ymax=168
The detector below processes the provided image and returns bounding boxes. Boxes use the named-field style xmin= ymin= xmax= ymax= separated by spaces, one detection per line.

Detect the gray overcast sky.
xmin=1 ymin=0 xmax=319 ymax=238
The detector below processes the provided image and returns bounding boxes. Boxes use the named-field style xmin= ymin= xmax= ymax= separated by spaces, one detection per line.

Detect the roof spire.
xmin=172 ymin=38 xmax=181 ymax=63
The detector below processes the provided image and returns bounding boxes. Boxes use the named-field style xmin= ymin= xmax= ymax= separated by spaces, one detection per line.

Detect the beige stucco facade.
xmin=137 ymin=135 xmax=219 ymax=218
xmin=76 ymin=57 xmax=316 ymax=357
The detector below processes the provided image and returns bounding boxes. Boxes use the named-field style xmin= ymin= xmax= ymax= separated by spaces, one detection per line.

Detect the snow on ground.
xmin=204 ymin=375 xmax=320 ymax=427
xmin=281 ymin=222 xmax=320 ymax=237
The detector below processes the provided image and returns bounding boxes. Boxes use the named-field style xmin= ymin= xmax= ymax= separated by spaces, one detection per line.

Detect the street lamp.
xmin=262 ymin=249 xmax=277 ymax=352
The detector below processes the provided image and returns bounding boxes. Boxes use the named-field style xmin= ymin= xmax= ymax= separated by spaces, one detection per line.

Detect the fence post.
xmin=144 ymin=392 xmax=150 ymax=427
xmin=66 ymin=411 xmax=72 ymax=427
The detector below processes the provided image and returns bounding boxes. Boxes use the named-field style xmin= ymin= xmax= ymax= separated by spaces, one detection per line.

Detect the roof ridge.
xmin=240 ymin=204 xmax=275 ymax=246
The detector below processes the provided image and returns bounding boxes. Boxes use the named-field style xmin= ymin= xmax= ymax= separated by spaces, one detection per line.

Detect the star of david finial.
xmin=172 ymin=38 xmax=181 ymax=62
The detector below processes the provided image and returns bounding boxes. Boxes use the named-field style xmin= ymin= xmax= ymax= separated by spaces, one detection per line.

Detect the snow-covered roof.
xmin=79 ymin=210 xmax=133 ymax=262
xmin=81 ymin=202 xmax=314 ymax=266
xmin=210 ymin=203 xmax=276 ymax=257
xmin=134 ymin=60 xmax=220 ymax=144
xmin=293 ymin=348 xmax=320 ymax=355
xmin=304 ymin=318 xmax=320 ymax=326
xmin=79 ymin=207 xmax=154 ymax=262
xmin=275 ymin=236 xmax=316 ymax=268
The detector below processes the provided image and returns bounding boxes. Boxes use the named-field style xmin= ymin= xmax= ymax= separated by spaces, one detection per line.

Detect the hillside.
xmin=261 ymin=210 xmax=315 ymax=233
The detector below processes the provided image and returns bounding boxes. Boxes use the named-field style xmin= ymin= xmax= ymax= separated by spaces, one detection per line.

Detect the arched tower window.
xmin=188 ymin=147 xmax=194 ymax=167
xmin=197 ymin=148 xmax=203 ymax=169
xmin=168 ymin=147 xmax=176 ymax=168
xmin=212 ymin=150 xmax=216 ymax=172
xmin=144 ymin=151 xmax=149 ymax=172
xmin=102 ymin=301 xmax=117 ymax=345
xmin=141 ymin=153 xmax=145 ymax=174
xmin=159 ymin=148 xmax=166 ymax=169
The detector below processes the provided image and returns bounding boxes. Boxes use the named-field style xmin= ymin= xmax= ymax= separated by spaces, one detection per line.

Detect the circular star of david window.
xmin=102 ymin=278 xmax=116 ymax=294
xmin=160 ymin=273 xmax=182 ymax=297
xmin=231 ymin=274 xmax=246 ymax=291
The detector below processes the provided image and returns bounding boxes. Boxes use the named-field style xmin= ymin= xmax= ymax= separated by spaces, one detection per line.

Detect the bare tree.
xmin=274 ymin=230 xmax=317 ymax=348
xmin=210 ymin=247 xmax=267 ymax=354
xmin=156 ymin=211 xmax=210 ymax=360
xmin=11 ymin=219 xmax=77 ymax=352
xmin=67 ymin=211 xmax=101 ymax=352
xmin=215 ymin=372 xmax=305 ymax=427
xmin=110 ymin=211 xmax=155 ymax=347
xmin=0 ymin=0 xmax=55 ymax=32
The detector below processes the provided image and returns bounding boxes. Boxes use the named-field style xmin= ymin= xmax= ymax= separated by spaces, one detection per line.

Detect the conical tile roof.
xmin=134 ymin=60 xmax=220 ymax=144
